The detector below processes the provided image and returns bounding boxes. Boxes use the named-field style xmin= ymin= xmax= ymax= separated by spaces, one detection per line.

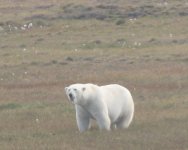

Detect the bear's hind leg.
xmin=116 ymin=114 xmax=133 ymax=129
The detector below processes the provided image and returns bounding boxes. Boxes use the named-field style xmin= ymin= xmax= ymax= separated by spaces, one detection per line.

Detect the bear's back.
xmin=99 ymin=84 xmax=133 ymax=122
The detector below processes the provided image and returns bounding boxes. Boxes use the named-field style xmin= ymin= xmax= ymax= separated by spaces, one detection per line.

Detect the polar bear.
xmin=65 ymin=83 xmax=134 ymax=132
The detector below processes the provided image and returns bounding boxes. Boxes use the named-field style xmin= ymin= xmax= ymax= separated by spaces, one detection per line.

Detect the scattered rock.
xmin=65 ymin=57 xmax=73 ymax=61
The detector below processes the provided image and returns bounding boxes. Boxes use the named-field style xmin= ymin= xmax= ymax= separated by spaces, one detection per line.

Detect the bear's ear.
xmin=82 ymin=87 xmax=86 ymax=92
xmin=65 ymin=87 xmax=68 ymax=92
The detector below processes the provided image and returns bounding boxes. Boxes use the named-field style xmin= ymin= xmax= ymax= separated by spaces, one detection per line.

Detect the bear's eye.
xmin=73 ymin=88 xmax=77 ymax=91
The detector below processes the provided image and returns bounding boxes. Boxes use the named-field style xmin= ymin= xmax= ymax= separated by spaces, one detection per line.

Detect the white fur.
xmin=65 ymin=83 xmax=134 ymax=132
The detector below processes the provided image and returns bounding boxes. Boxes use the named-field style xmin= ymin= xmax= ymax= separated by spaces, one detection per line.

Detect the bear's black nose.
xmin=69 ymin=93 xmax=73 ymax=99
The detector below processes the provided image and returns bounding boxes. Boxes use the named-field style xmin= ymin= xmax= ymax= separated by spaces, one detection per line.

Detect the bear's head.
xmin=65 ymin=84 xmax=86 ymax=105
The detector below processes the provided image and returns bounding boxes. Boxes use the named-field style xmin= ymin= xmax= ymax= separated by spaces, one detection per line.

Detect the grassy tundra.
xmin=0 ymin=0 xmax=188 ymax=149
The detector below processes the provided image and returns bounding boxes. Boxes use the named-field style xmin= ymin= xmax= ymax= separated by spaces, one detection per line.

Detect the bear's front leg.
xmin=95 ymin=111 xmax=111 ymax=131
xmin=75 ymin=105 xmax=91 ymax=132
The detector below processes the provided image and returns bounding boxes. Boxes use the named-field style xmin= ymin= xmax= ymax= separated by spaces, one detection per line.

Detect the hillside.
xmin=0 ymin=0 xmax=188 ymax=51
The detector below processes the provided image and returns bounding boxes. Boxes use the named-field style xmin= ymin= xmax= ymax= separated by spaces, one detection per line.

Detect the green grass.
xmin=0 ymin=103 xmax=22 ymax=110
xmin=0 ymin=0 xmax=188 ymax=149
